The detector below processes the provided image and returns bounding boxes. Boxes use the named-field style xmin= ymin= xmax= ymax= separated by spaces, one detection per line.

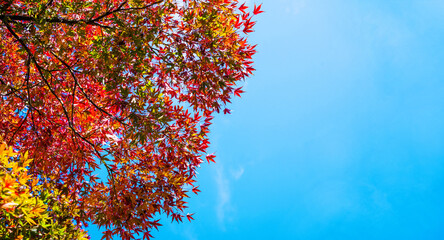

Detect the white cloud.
xmin=231 ymin=167 xmax=245 ymax=180
xmin=214 ymin=164 xmax=245 ymax=230
xmin=215 ymin=165 xmax=230 ymax=230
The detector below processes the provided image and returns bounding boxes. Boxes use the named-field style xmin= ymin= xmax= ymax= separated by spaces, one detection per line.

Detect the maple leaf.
xmin=253 ymin=4 xmax=265 ymax=15
xmin=206 ymin=153 xmax=216 ymax=163
xmin=186 ymin=213 xmax=195 ymax=222
xmin=239 ymin=3 xmax=248 ymax=13
xmin=192 ymin=186 xmax=201 ymax=194
xmin=234 ymin=87 xmax=245 ymax=97
xmin=2 ymin=174 xmax=17 ymax=190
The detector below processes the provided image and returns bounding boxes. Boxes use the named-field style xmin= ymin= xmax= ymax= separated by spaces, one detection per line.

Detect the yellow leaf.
xmin=31 ymin=177 xmax=39 ymax=188
xmin=25 ymin=216 xmax=36 ymax=225
xmin=18 ymin=174 xmax=30 ymax=186
xmin=30 ymin=206 xmax=45 ymax=216
xmin=2 ymin=174 xmax=17 ymax=190
xmin=22 ymin=156 xmax=32 ymax=168
xmin=8 ymin=146 xmax=17 ymax=157
xmin=0 ymin=143 xmax=5 ymax=157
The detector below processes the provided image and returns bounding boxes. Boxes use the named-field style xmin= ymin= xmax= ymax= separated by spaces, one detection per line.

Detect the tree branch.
xmin=0 ymin=0 xmax=163 ymax=29
xmin=88 ymin=0 xmax=163 ymax=22
xmin=1 ymin=17 xmax=117 ymax=187
xmin=1 ymin=14 xmax=113 ymax=29
xmin=50 ymin=52 xmax=129 ymax=127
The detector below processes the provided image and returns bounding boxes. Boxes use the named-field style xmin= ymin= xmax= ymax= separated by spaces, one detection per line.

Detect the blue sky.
xmin=90 ymin=0 xmax=444 ymax=239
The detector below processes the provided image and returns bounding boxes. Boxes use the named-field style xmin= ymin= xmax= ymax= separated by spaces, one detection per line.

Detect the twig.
xmin=51 ymin=52 xmax=129 ymax=127
xmin=1 ymin=17 xmax=118 ymax=193
xmin=0 ymin=0 xmax=164 ymax=29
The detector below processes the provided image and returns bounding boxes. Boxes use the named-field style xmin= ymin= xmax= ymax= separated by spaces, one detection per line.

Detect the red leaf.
xmin=186 ymin=213 xmax=195 ymax=222
xmin=206 ymin=153 xmax=216 ymax=163
xmin=239 ymin=3 xmax=248 ymax=13
xmin=253 ymin=4 xmax=264 ymax=15
xmin=143 ymin=231 xmax=153 ymax=240
xmin=192 ymin=186 xmax=201 ymax=194
xmin=234 ymin=87 xmax=244 ymax=97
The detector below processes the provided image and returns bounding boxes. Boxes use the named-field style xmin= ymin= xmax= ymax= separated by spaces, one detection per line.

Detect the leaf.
xmin=253 ymin=4 xmax=264 ymax=15
xmin=239 ymin=3 xmax=248 ymax=13
xmin=206 ymin=153 xmax=216 ymax=163
xmin=234 ymin=87 xmax=244 ymax=97
xmin=186 ymin=213 xmax=194 ymax=222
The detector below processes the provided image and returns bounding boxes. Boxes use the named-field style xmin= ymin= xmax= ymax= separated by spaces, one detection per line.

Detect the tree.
xmin=0 ymin=0 xmax=261 ymax=239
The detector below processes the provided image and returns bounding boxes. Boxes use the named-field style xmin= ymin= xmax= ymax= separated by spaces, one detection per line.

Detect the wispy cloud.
xmin=214 ymin=164 xmax=245 ymax=230
xmin=231 ymin=167 xmax=245 ymax=180
xmin=215 ymin=165 xmax=231 ymax=230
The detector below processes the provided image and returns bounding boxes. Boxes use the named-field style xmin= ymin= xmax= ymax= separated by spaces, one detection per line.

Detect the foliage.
xmin=0 ymin=0 xmax=260 ymax=239
xmin=0 ymin=141 xmax=89 ymax=240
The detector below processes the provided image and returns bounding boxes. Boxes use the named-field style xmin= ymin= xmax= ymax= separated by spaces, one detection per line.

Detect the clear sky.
xmin=90 ymin=0 xmax=444 ymax=239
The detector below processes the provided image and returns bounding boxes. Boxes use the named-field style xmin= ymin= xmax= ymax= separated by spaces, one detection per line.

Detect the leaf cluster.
xmin=0 ymin=142 xmax=88 ymax=240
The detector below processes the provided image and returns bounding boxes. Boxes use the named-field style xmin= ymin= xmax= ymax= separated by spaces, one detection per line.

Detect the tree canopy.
xmin=0 ymin=0 xmax=260 ymax=239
